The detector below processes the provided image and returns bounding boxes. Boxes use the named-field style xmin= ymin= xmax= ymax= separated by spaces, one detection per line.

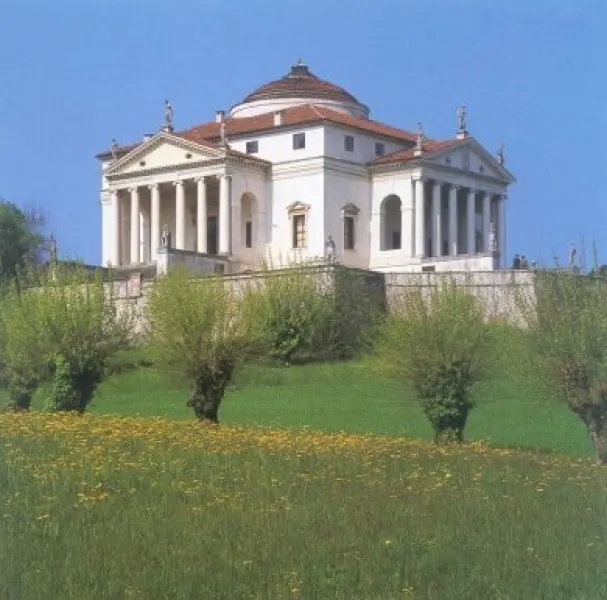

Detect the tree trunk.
xmin=588 ymin=420 xmax=607 ymax=465
xmin=187 ymin=392 xmax=220 ymax=424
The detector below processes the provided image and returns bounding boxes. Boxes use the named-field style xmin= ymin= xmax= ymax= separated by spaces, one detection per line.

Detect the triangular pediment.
xmin=427 ymin=138 xmax=515 ymax=183
xmin=105 ymin=132 xmax=225 ymax=176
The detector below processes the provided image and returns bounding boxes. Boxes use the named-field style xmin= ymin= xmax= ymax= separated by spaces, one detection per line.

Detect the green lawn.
xmin=2 ymin=412 xmax=606 ymax=600
xmin=21 ymin=357 xmax=593 ymax=459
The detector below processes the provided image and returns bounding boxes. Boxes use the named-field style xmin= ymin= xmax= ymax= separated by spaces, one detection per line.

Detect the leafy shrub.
xmin=242 ymin=264 xmax=382 ymax=365
xmin=241 ymin=264 xmax=332 ymax=365
xmin=377 ymin=278 xmax=493 ymax=443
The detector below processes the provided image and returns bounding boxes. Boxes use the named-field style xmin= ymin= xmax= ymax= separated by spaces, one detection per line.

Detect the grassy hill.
xmin=18 ymin=357 xmax=593 ymax=459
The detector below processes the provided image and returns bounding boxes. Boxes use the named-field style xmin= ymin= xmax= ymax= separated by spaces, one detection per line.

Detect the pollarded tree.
xmin=519 ymin=270 xmax=607 ymax=464
xmin=377 ymin=278 xmax=494 ymax=443
xmin=146 ymin=269 xmax=249 ymax=423
xmin=2 ymin=265 xmax=132 ymax=412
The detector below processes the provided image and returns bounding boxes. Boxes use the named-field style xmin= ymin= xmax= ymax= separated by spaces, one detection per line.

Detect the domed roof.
xmin=230 ymin=61 xmax=369 ymax=119
xmin=242 ymin=61 xmax=361 ymax=105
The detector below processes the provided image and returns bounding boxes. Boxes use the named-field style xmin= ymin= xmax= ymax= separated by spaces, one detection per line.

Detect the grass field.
xmin=18 ymin=358 xmax=593 ymax=459
xmin=1 ymin=412 xmax=606 ymax=600
xmin=2 ymin=358 xmax=603 ymax=598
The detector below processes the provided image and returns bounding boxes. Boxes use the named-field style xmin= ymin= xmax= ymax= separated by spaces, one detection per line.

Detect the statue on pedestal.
xmin=457 ymin=105 xmax=467 ymax=134
xmin=161 ymin=224 xmax=171 ymax=249
xmin=325 ymin=235 xmax=336 ymax=264
xmin=497 ymin=143 xmax=505 ymax=166
xmin=111 ymin=138 xmax=119 ymax=159
xmin=414 ymin=122 xmax=424 ymax=155
xmin=488 ymin=222 xmax=497 ymax=253
xmin=164 ymin=100 xmax=174 ymax=132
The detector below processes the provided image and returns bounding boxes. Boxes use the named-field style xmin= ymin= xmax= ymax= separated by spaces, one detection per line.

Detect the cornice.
xmin=419 ymin=162 xmax=509 ymax=187
xmin=106 ymin=158 xmax=227 ymax=182
xmin=105 ymin=132 xmax=226 ymax=176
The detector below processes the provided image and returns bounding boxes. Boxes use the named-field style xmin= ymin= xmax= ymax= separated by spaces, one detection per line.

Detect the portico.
xmin=412 ymin=178 xmax=506 ymax=261
xmin=108 ymin=173 xmax=232 ymax=266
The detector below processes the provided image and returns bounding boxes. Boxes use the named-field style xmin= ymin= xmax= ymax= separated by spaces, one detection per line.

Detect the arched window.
xmin=240 ymin=192 xmax=258 ymax=250
xmin=380 ymin=194 xmax=402 ymax=250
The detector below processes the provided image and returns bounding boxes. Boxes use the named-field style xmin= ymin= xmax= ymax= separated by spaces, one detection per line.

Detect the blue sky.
xmin=0 ymin=0 xmax=605 ymax=267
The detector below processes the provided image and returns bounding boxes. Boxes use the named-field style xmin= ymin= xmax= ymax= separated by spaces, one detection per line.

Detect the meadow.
xmin=2 ymin=411 xmax=606 ymax=600
xmin=2 ymin=359 xmax=606 ymax=599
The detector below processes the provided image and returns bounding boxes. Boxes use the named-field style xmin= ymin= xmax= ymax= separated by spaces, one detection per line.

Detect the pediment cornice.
xmin=104 ymin=132 xmax=226 ymax=177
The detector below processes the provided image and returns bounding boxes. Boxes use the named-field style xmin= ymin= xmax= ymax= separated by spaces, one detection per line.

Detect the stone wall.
xmin=385 ymin=269 xmax=535 ymax=325
xmin=110 ymin=266 xmax=536 ymax=330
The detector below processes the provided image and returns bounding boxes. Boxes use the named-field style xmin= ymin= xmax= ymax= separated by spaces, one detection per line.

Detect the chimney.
xmin=274 ymin=110 xmax=284 ymax=126
xmin=215 ymin=110 xmax=225 ymax=123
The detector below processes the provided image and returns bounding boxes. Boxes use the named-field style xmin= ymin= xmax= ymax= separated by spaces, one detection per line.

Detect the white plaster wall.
xmin=324 ymin=125 xmax=408 ymax=164
xmin=229 ymin=97 xmax=369 ymax=120
xmin=230 ymin=169 xmax=270 ymax=264
xmin=370 ymin=172 xmax=415 ymax=269
xmin=228 ymin=126 xmax=325 ymax=164
xmin=323 ymin=170 xmax=370 ymax=268
xmin=269 ymin=171 xmax=325 ymax=264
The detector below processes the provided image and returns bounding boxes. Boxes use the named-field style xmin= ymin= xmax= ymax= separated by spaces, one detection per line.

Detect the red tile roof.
xmin=370 ymin=139 xmax=462 ymax=165
xmin=97 ymin=105 xmax=419 ymax=158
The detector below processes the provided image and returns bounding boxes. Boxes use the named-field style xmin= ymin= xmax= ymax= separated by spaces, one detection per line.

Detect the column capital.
xmin=173 ymin=179 xmax=185 ymax=187
xmin=148 ymin=183 xmax=160 ymax=191
xmin=195 ymin=176 xmax=206 ymax=184
xmin=128 ymin=186 xmax=139 ymax=194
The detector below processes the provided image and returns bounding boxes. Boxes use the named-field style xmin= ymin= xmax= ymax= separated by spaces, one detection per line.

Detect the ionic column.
xmin=414 ymin=178 xmax=425 ymax=258
xmin=466 ymin=188 xmax=476 ymax=255
xmin=174 ymin=180 xmax=185 ymax=250
xmin=448 ymin=184 xmax=458 ymax=256
xmin=498 ymin=195 xmax=507 ymax=267
xmin=150 ymin=184 xmax=160 ymax=261
xmin=431 ymin=181 xmax=441 ymax=257
xmin=219 ymin=174 xmax=231 ymax=255
xmin=130 ymin=187 xmax=140 ymax=264
xmin=482 ymin=191 xmax=492 ymax=252
xmin=111 ymin=190 xmax=120 ymax=266
xmin=196 ymin=177 xmax=207 ymax=253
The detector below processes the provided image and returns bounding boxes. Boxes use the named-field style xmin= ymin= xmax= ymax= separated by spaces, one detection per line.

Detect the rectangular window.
xmin=344 ymin=216 xmax=355 ymax=250
xmin=344 ymin=135 xmax=355 ymax=152
xmin=245 ymin=221 xmax=252 ymax=248
xmin=375 ymin=142 xmax=385 ymax=157
xmin=245 ymin=140 xmax=258 ymax=154
xmin=292 ymin=214 xmax=306 ymax=248
xmin=293 ymin=133 xmax=306 ymax=150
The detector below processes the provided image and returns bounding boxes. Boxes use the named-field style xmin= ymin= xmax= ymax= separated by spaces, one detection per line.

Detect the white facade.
xmin=98 ymin=63 xmax=514 ymax=274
